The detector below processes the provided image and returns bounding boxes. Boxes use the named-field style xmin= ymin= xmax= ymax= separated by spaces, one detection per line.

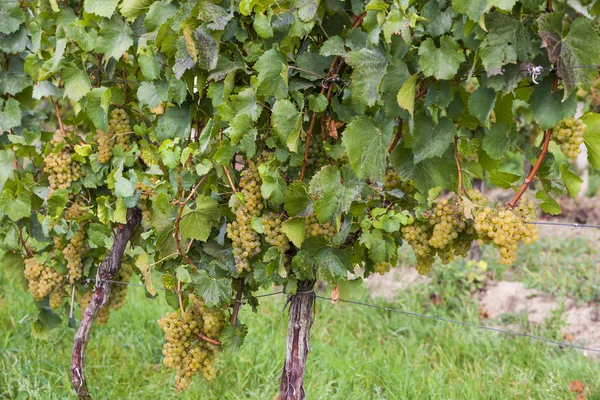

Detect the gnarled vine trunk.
xmin=279 ymin=279 xmax=316 ymax=400
xmin=71 ymin=207 xmax=141 ymax=399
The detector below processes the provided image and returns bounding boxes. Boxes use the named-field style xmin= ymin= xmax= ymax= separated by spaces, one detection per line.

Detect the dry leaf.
xmin=569 ymin=380 xmax=585 ymax=394
xmin=330 ymin=284 xmax=340 ymax=304
xmin=429 ymin=293 xmax=443 ymax=305
xmin=478 ymin=306 xmax=490 ymax=319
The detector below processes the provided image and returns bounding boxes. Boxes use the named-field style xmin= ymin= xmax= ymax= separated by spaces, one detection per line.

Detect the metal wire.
xmin=525 ymin=221 xmax=600 ymax=229
xmin=313 ymin=295 xmax=600 ymax=355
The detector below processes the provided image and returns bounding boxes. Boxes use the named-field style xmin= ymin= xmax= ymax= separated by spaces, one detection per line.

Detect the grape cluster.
xmin=24 ymin=258 xmax=65 ymax=309
xmin=111 ymin=108 xmax=133 ymax=151
xmin=43 ymin=152 xmax=82 ymax=191
xmin=158 ymin=294 xmax=225 ymax=391
xmin=373 ymin=261 xmax=391 ymax=275
xmin=552 ymin=117 xmax=586 ymax=159
xmin=79 ymin=264 xmax=134 ymax=325
xmin=226 ymin=161 xmax=263 ymax=273
xmin=262 ymin=213 xmax=290 ymax=253
xmin=64 ymin=200 xmax=85 ymax=220
xmin=473 ymin=201 xmax=538 ymax=264
xmin=306 ymin=140 xmax=328 ymax=171
xmin=63 ymin=228 xmax=86 ymax=284
xmin=94 ymin=130 xmax=112 ymax=163
xmin=304 ymin=214 xmax=336 ymax=241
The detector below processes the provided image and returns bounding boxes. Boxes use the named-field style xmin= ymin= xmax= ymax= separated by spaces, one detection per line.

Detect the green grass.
xmin=2 ymin=233 xmax=600 ymax=399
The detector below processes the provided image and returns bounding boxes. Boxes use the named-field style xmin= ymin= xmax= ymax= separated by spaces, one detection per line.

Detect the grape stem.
xmin=177 ymin=280 xmax=185 ymax=315
xmin=199 ymin=333 xmax=222 ymax=346
xmin=231 ymin=279 xmax=244 ymax=327
xmin=299 ymin=12 xmax=367 ymax=182
xmin=388 ymin=119 xmax=403 ymax=153
xmin=506 ymin=74 xmax=557 ymax=208
xmin=54 ymin=98 xmax=66 ymax=137
xmin=453 ymin=136 xmax=463 ymax=197
xmin=18 ymin=226 xmax=34 ymax=258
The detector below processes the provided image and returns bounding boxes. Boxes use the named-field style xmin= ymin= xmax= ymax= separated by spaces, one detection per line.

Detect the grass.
xmin=2 ymin=232 xmax=600 ymax=399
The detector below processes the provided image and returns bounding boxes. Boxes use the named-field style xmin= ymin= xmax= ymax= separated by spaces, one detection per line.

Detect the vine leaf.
xmin=536 ymin=190 xmax=561 ymax=215
xmin=86 ymin=88 xmax=111 ymax=132
xmin=192 ymin=270 xmax=232 ymax=307
xmin=180 ymin=195 xmax=221 ymax=242
xmin=396 ymin=74 xmax=418 ymax=118
xmin=0 ymin=98 xmax=21 ymax=131
xmin=284 ymin=181 xmax=312 ymax=217
xmin=281 ymin=218 xmax=306 ymax=248
xmin=529 ymin=77 xmax=577 ymax=130
xmin=308 ymin=166 xmax=360 ymax=223
xmin=582 ymin=112 xmax=600 ymax=169
xmin=418 ymin=36 xmax=464 ymax=80
xmin=84 ymin=0 xmax=119 ymax=18
xmin=346 ymin=48 xmax=389 ymax=107
xmin=220 ymin=323 xmax=248 ymax=352
xmin=119 ymin=0 xmax=155 ymax=20
xmin=411 ymin=115 xmax=456 ymax=163
xmin=451 ymin=0 xmax=489 ymax=22
xmin=468 ymin=87 xmax=496 ymax=126
xmin=303 ymin=238 xmax=352 ymax=282
xmin=254 ymin=48 xmax=288 ymax=99
xmin=482 ymin=123 xmax=511 ymax=160
xmin=1 ymin=251 xmax=27 ymax=291
xmin=0 ymin=3 xmax=25 ymax=35
xmin=342 ymin=115 xmax=389 ymax=182
xmin=62 ymin=64 xmax=91 ymax=102
xmin=559 ymin=164 xmax=582 ymax=198
xmin=272 ymin=99 xmax=303 ymax=152
xmin=96 ymin=16 xmax=134 ymax=60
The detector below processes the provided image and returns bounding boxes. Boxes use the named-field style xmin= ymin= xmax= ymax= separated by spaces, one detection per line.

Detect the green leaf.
xmin=119 ymin=0 xmax=155 ymax=19
xmin=482 ymin=123 xmax=511 ymax=160
xmin=86 ymin=87 xmax=111 ymax=132
xmin=272 ymin=100 xmax=303 ymax=152
xmin=308 ymin=94 xmax=328 ymax=112
xmin=320 ymin=36 xmax=347 ymax=57
xmin=284 ymin=181 xmax=312 ymax=217
xmin=176 ymin=265 xmax=192 ymax=284
xmin=489 ymin=170 xmax=520 ymax=189
xmin=413 ymin=151 xmax=458 ymax=193
xmin=0 ymin=98 xmax=21 ymax=131
xmin=396 ymin=74 xmax=418 ymax=118
xmin=360 ymin=230 xmax=396 ymax=263
xmin=156 ymin=105 xmax=190 ymax=141
xmin=135 ymin=252 xmax=157 ymax=296
xmin=281 ymin=218 xmax=305 ymax=248
xmin=0 ymin=71 xmax=32 ymax=96
xmin=84 ymin=0 xmax=119 ymax=18
xmin=346 ymin=48 xmax=389 ymax=107
xmin=423 ymin=0 xmax=453 ymax=37
xmin=114 ymin=177 xmax=135 ymax=198
xmin=305 ymin=241 xmax=352 ymax=282
xmin=309 ymin=166 xmax=360 ymax=223
xmin=529 ymin=78 xmax=577 ymax=130
xmin=468 ymin=87 xmax=496 ymax=126
xmin=418 ymin=36 xmax=464 ymax=80
xmin=0 ymin=2 xmax=25 ymax=35
xmin=451 ymin=0 xmax=489 ymax=21
xmin=61 ymin=64 xmax=91 ymax=102
xmin=179 ymin=195 xmax=221 ymax=242
xmin=559 ymin=164 xmax=582 ymax=198
xmin=254 ymin=48 xmax=288 ymax=99
xmin=258 ymin=164 xmax=286 ymax=205
xmin=480 ymin=12 xmax=534 ymax=75
xmin=342 ymin=116 xmax=389 ymax=182
xmin=412 ymin=116 xmax=456 ymax=163
xmin=137 ymin=82 xmax=160 ymax=110
xmin=220 ymin=323 xmax=248 ymax=352
xmin=192 ymin=25 xmax=219 ymax=71
xmin=144 ymin=1 xmax=177 ymax=31
xmin=1 ymin=251 xmax=27 ymax=291
xmin=96 ymin=16 xmax=134 ymax=60
xmin=582 ymin=112 xmax=600 ymax=169
xmin=48 ymin=189 xmax=68 ymax=217
xmin=254 ymin=11 xmax=273 ymax=38
xmin=536 ymin=190 xmax=561 ymax=215
xmin=192 ymin=270 xmax=232 ymax=307
xmin=0 ymin=150 xmax=15 ymax=191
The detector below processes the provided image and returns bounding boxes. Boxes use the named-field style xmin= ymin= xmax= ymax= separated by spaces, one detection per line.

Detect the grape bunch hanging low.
xmin=304 ymin=214 xmax=336 ymax=241
xmin=24 ymin=258 xmax=65 ymax=309
xmin=226 ymin=161 xmax=263 ymax=273
xmin=94 ymin=108 xmax=133 ymax=163
xmin=402 ymin=189 xmax=538 ymax=275
xmin=158 ymin=294 xmax=226 ymax=391
xmin=262 ymin=212 xmax=291 ymax=254
xmin=43 ymin=131 xmax=83 ymax=191
xmin=552 ymin=117 xmax=586 ymax=159
xmin=63 ymin=228 xmax=86 ymax=284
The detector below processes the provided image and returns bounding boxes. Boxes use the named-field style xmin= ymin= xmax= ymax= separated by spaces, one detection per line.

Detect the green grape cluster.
xmin=383 ymin=169 xmax=399 ymax=190
xmin=63 ymin=228 xmax=86 ymax=284
xmin=64 ymin=199 xmax=85 ymax=220
xmin=24 ymin=258 xmax=65 ymax=309
xmin=140 ymin=148 xmax=158 ymax=166
xmin=306 ymin=140 xmax=328 ymax=171
xmin=110 ymin=108 xmax=133 ymax=151
xmin=262 ymin=213 xmax=290 ymax=253
xmin=304 ymin=214 xmax=336 ymax=241
xmin=401 ymin=224 xmax=435 ymax=275
xmin=552 ymin=117 xmax=586 ymax=159
xmin=94 ymin=130 xmax=112 ymax=163
xmin=158 ymin=294 xmax=225 ymax=391
xmin=373 ymin=261 xmax=391 ymax=275
xmin=80 ymin=264 xmax=133 ymax=325
xmin=473 ymin=200 xmax=538 ymax=264
xmin=43 ymin=152 xmax=82 ymax=191
xmin=226 ymin=161 xmax=263 ymax=273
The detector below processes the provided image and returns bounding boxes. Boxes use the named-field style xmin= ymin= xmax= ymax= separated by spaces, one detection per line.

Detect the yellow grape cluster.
xmin=552 ymin=117 xmax=586 ymax=159
xmin=94 ymin=130 xmax=112 ymax=163
xmin=24 ymin=258 xmax=65 ymax=309
xmin=80 ymin=264 xmax=134 ymax=325
xmin=304 ymin=214 xmax=336 ymax=241
xmin=262 ymin=213 xmax=290 ymax=253
xmin=307 ymin=140 xmax=328 ymax=171
xmin=111 ymin=108 xmax=133 ymax=151
xmin=226 ymin=161 xmax=263 ymax=273
xmin=473 ymin=200 xmax=538 ymax=264
xmin=157 ymin=295 xmax=225 ymax=391
xmin=64 ymin=200 xmax=85 ymax=220
xmin=63 ymin=228 xmax=86 ymax=284
xmin=43 ymin=152 xmax=82 ymax=191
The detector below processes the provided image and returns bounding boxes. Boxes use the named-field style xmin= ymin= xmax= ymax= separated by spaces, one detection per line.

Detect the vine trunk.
xmin=279 ymin=279 xmax=316 ymax=400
